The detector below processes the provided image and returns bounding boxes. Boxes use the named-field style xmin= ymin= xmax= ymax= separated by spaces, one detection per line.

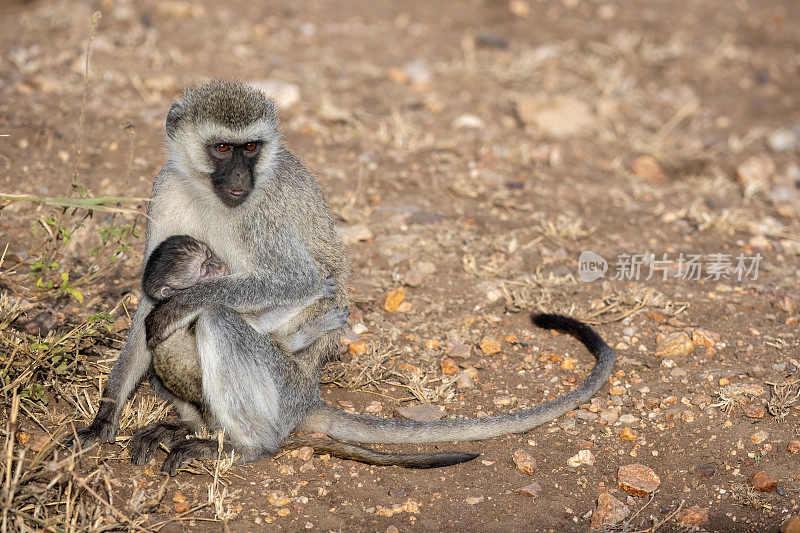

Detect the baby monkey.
xmin=143 ymin=235 xmax=229 ymax=301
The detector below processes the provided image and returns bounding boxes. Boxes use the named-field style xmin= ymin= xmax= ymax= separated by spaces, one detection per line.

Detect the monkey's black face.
xmin=207 ymin=141 xmax=261 ymax=207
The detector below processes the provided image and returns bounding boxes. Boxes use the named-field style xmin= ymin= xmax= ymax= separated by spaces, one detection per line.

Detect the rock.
xmin=559 ymin=418 xmax=576 ymax=431
xmin=453 ymin=114 xmax=485 ymax=129
xmin=788 ymin=440 xmax=800 ymax=454
xmin=654 ymin=332 xmax=694 ymax=357
xmin=479 ymin=337 xmax=501 ymax=355
xmin=746 ymin=366 xmax=767 ymax=378
xmin=692 ymin=329 xmax=720 ymax=347
xmin=737 ymin=155 xmax=775 ymax=191
xmin=619 ymin=414 xmax=639 ymax=424
xmin=403 ymin=59 xmax=431 ymax=86
xmin=318 ymin=97 xmax=354 ymax=123
xmin=782 ymin=515 xmax=800 ymax=533
xmin=747 ymin=470 xmax=778 ymax=492
xmin=512 ymin=449 xmax=537 ymax=475
xmin=337 ymin=224 xmax=373 ymax=244
xmin=599 ymin=408 xmax=618 ymax=425
xmin=631 ymin=155 xmax=666 ymax=182
xmin=694 ymin=465 xmax=715 ymax=478
xmin=383 ymin=288 xmax=406 ymax=312
xmin=296 ymin=446 xmax=314 ymax=462
xmin=465 ymin=496 xmax=484 ymax=505
xmin=744 ymin=404 xmax=766 ymax=419
xmin=751 ymin=430 xmax=768 ymax=445
xmin=440 ymin=358 xmax=460 ymax=375
xmin=768 ymin=128 xmax=798 ymax=152
xmin=249 ymin=79 xmax=301 ymax=110
xmin=454 ymin=371 xmax=475 ymax=390
xmin=619 ymin=428 xmax=639 ymax=442
xmin=777 ymin=296 xmax=797 ymax=314
xmin=567 ymin=449 xmax=595 ymax=467
xmin=618 ymin=464 xmax=661 ymax=497
xmin=494 ymin=395 xmax=515 ymax=407
xmin=514 ymin=482 xmax=542 ymax=497
xmin=516 ymin=96 xmax=597 ymax=139
xmin=393 ymin=404 xmax=445 ymax=421
xmin=508 ymin=0 xmax=530 ymax=17
xmin=674 ymin=506 xmax=709 ymax=527
xmin=348 ymin=341 xmax=367 ymax=355
xmin=590 ymin=493 xmax=630 ymax=529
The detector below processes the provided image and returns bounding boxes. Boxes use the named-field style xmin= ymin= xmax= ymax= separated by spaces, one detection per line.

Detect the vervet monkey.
xmin=77 ymin=80 xmax=615 ymax=475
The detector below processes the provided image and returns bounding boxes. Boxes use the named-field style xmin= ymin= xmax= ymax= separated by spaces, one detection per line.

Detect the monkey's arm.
xmin=145 ymin=263 xmax=334 ymax=348
xmin=76 ymin=298 xmax=153 ymax=446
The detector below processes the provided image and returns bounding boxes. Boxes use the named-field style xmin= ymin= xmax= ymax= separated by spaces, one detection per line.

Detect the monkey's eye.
xmin=244 ymin=142 xmax=258 ymax=151
xmin=215 ymin=144 xmax=231 ymax=153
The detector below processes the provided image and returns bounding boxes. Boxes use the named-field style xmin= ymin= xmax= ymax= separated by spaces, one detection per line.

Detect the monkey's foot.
xmin=161 ymin=438 xmax=223 ymax=476
xmin=128 ymin=421 xmax=191 ymax=466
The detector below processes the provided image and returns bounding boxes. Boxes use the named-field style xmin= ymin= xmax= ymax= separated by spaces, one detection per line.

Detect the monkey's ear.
xmin=166 ymin=100 xmax=185 ymax=138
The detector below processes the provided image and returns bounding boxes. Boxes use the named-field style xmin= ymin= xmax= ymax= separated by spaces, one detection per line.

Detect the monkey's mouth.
xmin=226 ymin=189 xmax=245 ymax=197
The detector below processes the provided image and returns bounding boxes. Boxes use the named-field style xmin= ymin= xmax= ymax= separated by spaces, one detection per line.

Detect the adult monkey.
xmin=77 ymin=80 xmax=615 ymax=474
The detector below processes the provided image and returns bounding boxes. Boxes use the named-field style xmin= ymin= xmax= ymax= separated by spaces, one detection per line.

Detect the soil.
xmin=1 ymin=0 xmax=799 ymax=531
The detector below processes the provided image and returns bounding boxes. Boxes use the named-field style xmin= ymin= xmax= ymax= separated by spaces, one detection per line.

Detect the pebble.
xmin=440 ymin=358 xmax=460 ymax=375
xmin=566 ymin=449 xmax=595 ymax=467
xmin=575 ymin=411 xmax=599 ymax=422
xmin=513 ymin=482 xmax=542 ymax=497
xmin=393 ymin=404 xmax=445 ymax=421
xmin=383 ymin=288 xmax=405 ymax=313
xmin=782 ymin=515 xmax=800 ymax=533
xmin=788 ymin=440 xmax=800 ymax=454
xmin=559 ymin=418 xmax=576 ymax=431
xmin=454 ymin=371 xmax=475 ymax=390
xmin=599 ymin=408 xmax=618 ymax=425
xmin=296 ymin=446 xmax=314 ymax=462
xmin=512 ymin=449 xmax=537 ymax=475
xmin=631 ymin=155 xmax=666 ymax=182
xmin=747 ymin=366 xmax=767 ymax=378
xmin=452 ymin=114 xmax=485 ymax=129
xmin=692 ymin=329 xmax=720 ymax=347
xmin=674 ymin=506 xmax=709 ymax=527
xmin=249 ymin=79 xmax=301 ymax=110
xmin=590 ymin=493 xmax=630 ymax=529
xmin=352 ymin=322 xmax=368 ymax=335
xmin=737 ymin=155 xmax=775 ymax=189
xmin=479 ymin=337 xmax=501 ymax=355
xmin=619 ymin=414 xmax=639 ymax=424
xmin=768 ymin=128 xmax=798 ymax=152
xmin=751 ymin=430 xmax=768 ymax=445
xmin=494 ymin=395 xmax=515 ymax=407
xmin=654 ymin=332 xmax=694 ymax=357
xmin=744 ymin=404 xmax=766 ymax=419
xmin=619 ymin=428 xmax=639 ymax=441
xmin=694 ymin=465 xmax=715 ymax=478
xmin=618 ymin=464 xmax=661 ymax=497
xmin=337 ymin=224 xmax=373 ymax=244
xmin=465 ymin=496 xmax=484 ymax=505
xmin=748 ymin=470 xmax=778 ymax=492
xmin=515 ymin=95 xmax=598 ymax=139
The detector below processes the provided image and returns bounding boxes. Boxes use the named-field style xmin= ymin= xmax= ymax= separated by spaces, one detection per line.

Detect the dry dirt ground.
xmin=1 ymin=0 xmax=800 ymax=531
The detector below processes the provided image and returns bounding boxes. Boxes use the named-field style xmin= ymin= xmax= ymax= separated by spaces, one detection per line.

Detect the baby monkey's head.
xmin=143 ymin=235 xmax=228 ymax=301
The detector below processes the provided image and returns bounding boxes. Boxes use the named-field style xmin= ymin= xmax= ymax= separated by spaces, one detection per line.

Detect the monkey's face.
xmin=207 ymin=141 xmax=260 ymax=207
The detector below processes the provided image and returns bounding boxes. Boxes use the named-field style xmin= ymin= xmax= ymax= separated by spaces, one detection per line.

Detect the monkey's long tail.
xmin=279 ymin=437 xmax=479 ymax=469
xmin=301 ymin=313 xmax=616 ymax=444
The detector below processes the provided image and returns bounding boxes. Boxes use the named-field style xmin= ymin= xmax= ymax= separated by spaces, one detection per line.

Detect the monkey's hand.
xmin=72 ymin=407 xmax=118 ymax=449
xmin=145 ymin=294 xmax=200 ymax=349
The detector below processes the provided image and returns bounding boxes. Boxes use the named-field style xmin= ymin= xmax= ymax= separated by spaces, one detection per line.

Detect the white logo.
xmin=578 ymin=251 xmax=607 ymax=282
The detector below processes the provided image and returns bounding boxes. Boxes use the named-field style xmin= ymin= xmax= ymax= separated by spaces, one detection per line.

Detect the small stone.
xmin=609 ymin=386 xmax=626 ymax=396
xmin=692 ymin=329 xmax=720 ymax=347
xmin=508 ymin=0 xmax=530 ymax=17
xmin=268 ymin=491 xmax=293 ymax=507
xmin=365 ymin=401 xmax=382 ymax=413
xmin=567 ymin=449 xmax=595 ymax=467
xmin=599 ymin=408 xmax=618 ymax=425
xmin=172 ymin=493 xmax=187 ymax=503
xmin=453 ymin=114 xmax=485 ymax=129
xmin=619 ymin=428 xmax=639 ymax=441
xmin=337 ymin=223 xmax=373 ymax=244
xmin=440 ymin=358 xmax=460 ymax=375
xmin=516 ymin=95 xmax=597 ymax=139
xmin=782 ymin=515 xmax=800 ymax=533
xmin=768 ymin=128 xmax=798 ymax=152
xmin=631 ymin=155 xmax=666 ymax=182
xmin=654 ymin=332 xmax=694 ymax=357
xmin=618 ymin=464 xmax=661 ymax=497
xmin=465 ymin=496 xmax=484 ymax=505
xmin=777 ymin=296 xmax=797 ymax=314
xmin=249 ymin=79 xmax=301 ymax=110
xmin=393 ymin=404 xmax=445 ymax=421
xmin=512 ymin=449 xmax=537 ymax=475
xmin=737 ymin=155 xmax=775 ymax=190
xmin=352 ymin=322 xmax=368 ymax=335
xmin=386 ymin=527 xmax=400 ymax=533
xmin=788 ymin=440 xmax=800 ymax=454
xmin=348 ymin=341 xmax=367 ymax=355
xmin=748 ymin=470 xmax=778 ymax=492
xmin=590 ymin=493 xmax=630 ymax=529
xmin=619 ymin=414 xmax=639 ymax=424
xmin=559 ymin=418 xmax=576 ymax=431
xmin=173 ymin=501 xmax=190 ymax=513
xmin=745 ymin=404 xmax=766 ymax=419
xmin=296 ymin=446 xmax=314 ymax=462
xmin=674 ymin=506 xmax=710 ymax=527
xmin=479 ymin=337 xmax=501 ymax=355
xmin=694 ymin=465 xmax=715 ymax=478
xmin=383 ymin=288 xmax=406 ymax=312
xmin=747 ymin=366 xmax=767 ymax=378
xmin=751 ymin=430 xmax=768 ymax=445
xmin=514 ymin=482 xmax=542 ymax=497
xmin=494 ymin=395 xmax=515 ymax=407
xmin=454 ymin=371 xmax=475 ymax=390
